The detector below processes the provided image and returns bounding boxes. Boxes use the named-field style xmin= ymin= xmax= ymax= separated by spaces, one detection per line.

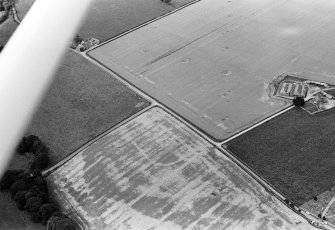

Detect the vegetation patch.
xmin=0 ymin=136 xmax=79 ymax=229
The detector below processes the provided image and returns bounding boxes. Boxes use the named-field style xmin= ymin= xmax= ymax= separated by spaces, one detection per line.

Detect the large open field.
xmin=89 ymin=0 xmax=335 ymax=141
xmin=227 ymin=107 xmax=335 ymax=206
xmin=78 ymin=0 xmax=197 ymax=42
xmin=26 ymin=51 xmax=149 ymax=164
xmin=47 ymin=107 xmax=312 ymax=230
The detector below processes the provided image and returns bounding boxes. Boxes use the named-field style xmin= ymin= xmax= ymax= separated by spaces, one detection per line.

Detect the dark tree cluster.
xmin=73 ymin=34 xmax=83 ymax=44
xmin=17 ymin=135 xmax=50 ymax=171
xmin=17 ymin=135 xmax=48 ymax=155
xmin=293 ymin=96 xmax=305 ymax=107
xmin=0 ymin=135 xmax=78 ymax=229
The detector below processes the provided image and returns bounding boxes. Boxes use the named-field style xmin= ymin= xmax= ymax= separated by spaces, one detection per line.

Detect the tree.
xmin=17 ymin=172 xmax=34 ymax=184
xmin=73 ymin=35 xmax=83 ymax=44
xmin=17 ymin=136 xmax=29 ymax=154
xmin=10 ymin=180 xmax=28 ymax=198
xmin=32 ymin=176 xmax=49 ymax=194
xmin=25 ymin=196 xmax=44 ymax=213
xmin=30 ymin=153 xmax=50 ymax=171
xmin=30 ymin=212 xmax=41 ymax=223
xmin=24 ymin=187 xmax=48 ymax=203
xmin=47 ymin=216 xmax=77 ymax=230
xmin=293 ymin=96 xmax=305 ymax=106
xmin=47 ymin=216 xmax=61 ymax=230
xmin=14 ymin=190 xmax=29 ymax=210
xmin=39 ymin=203 xmax=58 ymax=225
xmin=17 ymin=135 xmax=47 ymax=155
xmin=0 ymin=170 xmax=23 ymax=190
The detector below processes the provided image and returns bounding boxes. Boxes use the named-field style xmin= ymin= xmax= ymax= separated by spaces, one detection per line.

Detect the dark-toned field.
xmin=26 ymin=51 xmax=149 ymax=164
xmin=227 ymin=107 xmax=335 ymax=206
xmin=78 ymin=0 xmax=197 ymax=42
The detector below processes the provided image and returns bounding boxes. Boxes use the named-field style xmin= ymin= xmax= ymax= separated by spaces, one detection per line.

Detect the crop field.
xmin=16 ymin=0 xmax=35 ymax=19
xmin=26 ymin=51 xmax=149 ymax=164
xmin=89 ymin=0 xmax=335 ymax=141
xmin=78 ymin=0 xmax=197 ymax=42
xmin=226 ymin=107 xmax=335 ymax=206
xmin=47 ymin=107 xmax=312 ymax=230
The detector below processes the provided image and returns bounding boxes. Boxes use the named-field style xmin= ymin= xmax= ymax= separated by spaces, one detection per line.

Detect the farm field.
xmin=89 ymin=0 xmax=335 ymax=141
xmin=0 ymin=17 xmax=16 ymax=46
xmin=16 ymin=0 xmax=35 ymax=19
xmin=226 ymin=107 xmax=335 ymax=206
xmin=26 ymin=51 xmax=149 ymax=164
xmin=78 ymin=0 xmax=197 ymax=42
xmin=47 ymin=107 xmax=312 ymax=230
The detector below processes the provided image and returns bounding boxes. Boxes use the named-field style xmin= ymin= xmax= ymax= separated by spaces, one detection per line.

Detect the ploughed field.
xmin=26 ymin=51 xmax=149 ymax=164
xmin=89 ymin=0 xmax=335 ymax=141
xmin=227 ymin=107 xmax=335 ymax=206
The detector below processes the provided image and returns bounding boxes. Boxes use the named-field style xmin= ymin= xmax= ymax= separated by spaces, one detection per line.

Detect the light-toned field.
xmin=78 ymin=0 xmax=196 ymax=42
xmin=89 ymin=0 xmax=335 ymax=141
xmin=47 ymin=107 xmax=313 ymax=230
xmin=26 ymin=51 xmax=149 ymax=164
